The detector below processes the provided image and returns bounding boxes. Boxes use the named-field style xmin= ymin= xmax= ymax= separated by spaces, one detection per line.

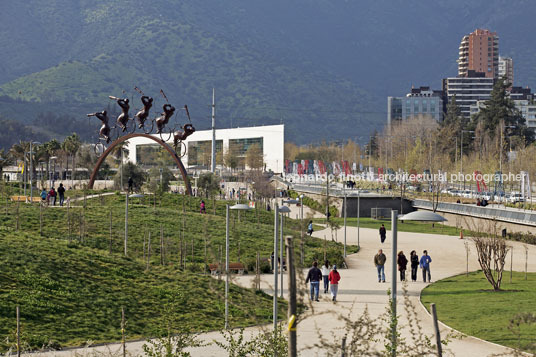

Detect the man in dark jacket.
xmin=374 ymin=249 xmax=387 ymax=282
xmin=57 ymin=183 xmax=66 ymax=206
xmin=379 ymin=224 xmax=387 ymax=243
xmin=305 ymin=261 xmax=322 ymax=301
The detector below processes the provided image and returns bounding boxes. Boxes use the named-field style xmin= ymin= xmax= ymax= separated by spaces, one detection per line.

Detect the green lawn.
xmin=314 ymin=217 xmax=465 ymax=236
xmin=421 ymin=271 xmax=536 ymax=352
xmin=0 ymin=189 xmax=356 ymax=352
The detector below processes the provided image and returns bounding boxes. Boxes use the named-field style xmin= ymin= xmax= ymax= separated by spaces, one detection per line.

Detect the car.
xmin=462 ymin=190 xmax=472 ymax=198
xmin=508 ymin=192 xmax=525 ymax=203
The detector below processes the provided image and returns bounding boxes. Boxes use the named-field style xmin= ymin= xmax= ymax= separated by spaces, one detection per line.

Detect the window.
xmin=414 ymin=99 xmax=419 ymax=113
xmin=422 ymin=99 xmax=428 ymax=112
xmin=187 ymin=140 xmax=223 ymax=167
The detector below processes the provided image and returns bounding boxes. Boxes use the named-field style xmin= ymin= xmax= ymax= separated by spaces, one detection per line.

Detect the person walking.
xmin=328 ymin=265 xmax=341 ymax=302
xmin=307 ymin=220 xmax=314 ymax=236
xmin=49 ymin=187 xmax=57 ymax=206
xmin=410 ymin=250 xmax=419 ymax=282
xmin=40 ymin=188 xmax=47 ymax=202
xmin=397 ymin=251 xmax=408 ymax=281
xmin=420 ymin=250 xmax=432 ymax=282
xmin=305 ymin=261 xmax=322 ymax=301
xmin=58 ymin=183 xmax=66 ymax=207
xmin=374 ymin=249 xmax=386 ymax=283
xmin=200 ymin=200 xmax=206 ymax=214
xmin=321 ymin=260 xmax=330 ymax=294
xmin=379 ymin=224 xmax=386 ymax=243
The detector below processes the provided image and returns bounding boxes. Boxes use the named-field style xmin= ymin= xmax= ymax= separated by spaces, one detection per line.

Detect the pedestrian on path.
xmin=200 ymin=200 xmax=206 ymax=214
xmin=374 ymin=249 xmax=386 ymax=283
xmin=40 ymin=188 xmax=47 ymax=202
xmin=321 ymin=260 xmax=330 ymax=293
xmin=58 ymin=183 xmax=66 ymax=206
xmin=379 ymin=224 xmax=386 ymax=243
xmin=307 ymin=220 xmax=314 ymax=236
xmin=397 ymin=251 xmax=408 ymax=281
xmin=420 ymin=250 xmax=432 ymax=282
xmin=410 ymin=250 xmax=419 ymax=282
xmin=49 ymin=187 xmax=57 ymax=206
xmin=305 ymin=261 xmax=322 ymax=301
xmin=328 ymin=265 xmax=341 ymax=302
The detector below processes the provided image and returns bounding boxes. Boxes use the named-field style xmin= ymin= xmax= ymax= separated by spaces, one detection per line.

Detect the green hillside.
xmin=0 ymin=189 xmax=352 ymax=351
xmin=0 ymin=0 xmax=381 ymax=144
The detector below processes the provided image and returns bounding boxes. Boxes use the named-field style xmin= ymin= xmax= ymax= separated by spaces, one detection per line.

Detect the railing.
xmin=413 ymin=199 xmax=536 ymax=226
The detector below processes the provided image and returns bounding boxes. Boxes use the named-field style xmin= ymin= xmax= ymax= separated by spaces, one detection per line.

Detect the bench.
xmin=208 ymin=262 xmax=245 ymax=275
xmin=10 ymin=196 xmax=42 ymax=203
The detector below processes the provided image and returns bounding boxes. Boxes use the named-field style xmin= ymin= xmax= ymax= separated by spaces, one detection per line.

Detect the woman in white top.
xmin=321 ymin=260 xmax=330 ymax=294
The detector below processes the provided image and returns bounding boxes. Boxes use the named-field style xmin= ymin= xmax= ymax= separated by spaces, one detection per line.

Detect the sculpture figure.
xmin=155 ymin=104 xmax=175 ymax=133
xmin=87 ymin=110 xmax=111 ymax=143
xmin=173 ymin=123 xmax=196 ymax=148
xmin=135 ymin=95 xmax=153 ymax=128
xmin=109 ymin=96 xmax=130 ymax=131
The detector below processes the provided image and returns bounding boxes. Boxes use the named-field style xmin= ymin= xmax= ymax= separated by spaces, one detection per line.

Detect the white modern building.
xmin=125 ymin=124 xmax=285 ymax=173
xmin=498 ymin=56 xmax=514 ymax=85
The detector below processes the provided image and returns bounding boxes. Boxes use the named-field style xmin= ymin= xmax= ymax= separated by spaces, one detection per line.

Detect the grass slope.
xmin=0 ymin=230 xmax=280 ymax=352
xmin=421 ymin=271 xmax=536 ymax=352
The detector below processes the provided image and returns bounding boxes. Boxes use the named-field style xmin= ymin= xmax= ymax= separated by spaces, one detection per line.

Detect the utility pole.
xmin=211 ymin=88 xmax=216 ymax=173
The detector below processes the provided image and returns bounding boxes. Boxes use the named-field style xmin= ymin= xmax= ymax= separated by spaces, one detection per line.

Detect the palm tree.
xmin=40 ymin=139 xmax=61 ymax=184
xmin=109 ymin=141 xmax=129 ymax=189
xmin=9 ymin=141 xmax=30 ymax=188
xmin=62 ymin=134 xmax=81 ymax=187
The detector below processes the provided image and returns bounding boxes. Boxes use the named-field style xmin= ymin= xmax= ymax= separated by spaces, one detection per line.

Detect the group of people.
xmin=40 ymin=183 xmax=66 ymax=206
xmin=374 ymin=249 xmax=433 ymax=283
xmin=305 ymin=261 xmax=341 ymax=302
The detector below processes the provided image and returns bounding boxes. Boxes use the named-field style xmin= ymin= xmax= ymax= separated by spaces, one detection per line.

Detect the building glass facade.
xmin=187 ymin=140 xmax=223 ymax=167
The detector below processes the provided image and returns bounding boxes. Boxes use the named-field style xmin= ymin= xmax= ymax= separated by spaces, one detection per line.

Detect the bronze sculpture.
xmin=155 ymin=104 xmax=175 ymax=133
xmin=109 ymin=96 xmax=130 ymax=131
xmin=87 ymin=110 xmax=111 ymax=143
xmin=135 ymin=95 xmax=153 ymax=128
xmin=173 ymin=123 xmax=196 ymax=148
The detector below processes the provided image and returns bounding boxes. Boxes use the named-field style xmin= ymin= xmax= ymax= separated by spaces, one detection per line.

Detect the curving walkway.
xmin=31 ymin=207 xmax=536 ymax=356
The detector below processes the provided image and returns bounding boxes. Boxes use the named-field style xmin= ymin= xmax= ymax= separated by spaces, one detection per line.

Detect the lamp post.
xmin=357 ymin=189 xmax=360 ymax=249
xmin=49 ymin=156 xmax=57 ymax=190
xmin=273 ymin=203 xmax=279 ymax=332
xmin=343 ymin=191 xmax=347 ymax=257
xmin=225 ymin=203 xmax=251 ymax=329
xmin=391 ymin=210 xmax=447 ymax=357
xmin=278 ymin=205 xmax=291 ymax=298
xmin=460 ymin=130 xmax=474 ymax=190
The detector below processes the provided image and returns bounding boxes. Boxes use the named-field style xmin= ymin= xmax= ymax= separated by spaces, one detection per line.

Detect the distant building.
xmin=498 ymin=56 xmax=514 ymax=85
xmin=470 ymin=98 xmax=536 ymax=130
xmin=443 ymin=73 xmax=495 ymax=117
xmin=509 ymin=86 xmax=532 ymax=101
xmin=387 ymin=86 xmax=443 ymax=127
xmin=126 ymin=124 xmax=284 ymax=173
xmin=457 ymin=29 xmax=499 ymax=79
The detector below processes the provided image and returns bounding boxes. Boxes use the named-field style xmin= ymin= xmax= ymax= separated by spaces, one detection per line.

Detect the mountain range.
xmin=1 ymin=0 xmax=535 ymax=146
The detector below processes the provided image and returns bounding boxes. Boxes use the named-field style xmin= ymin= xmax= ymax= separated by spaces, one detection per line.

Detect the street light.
xmin=283 ymin=197 xmax=304 ymax=264
xmin=225 ymin=203 xmax=251 ymax=330
xmin=389 ymin=210 xmax=447 ymax=357
xmin=278 ymin=205 xmax=291 ymax=298
xmin=49 ymin=156 xmax=58 ymax=189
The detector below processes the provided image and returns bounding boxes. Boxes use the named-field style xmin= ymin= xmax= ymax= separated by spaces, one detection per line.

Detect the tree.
xmin=224 ymin=145 xmax=240 ymax=172
xmin=197 ymin=172 xmax=220 ymax=198
xmin=149 ymin=166 xmax=175 ymax=192
xmin=471 ymin=224 xmax=510 ymax=291
xmin=437 ymin=96 xmax=463 ymax=163
xmin=113 ymin=162 xmax=146 ymax=191
xmin=472 ymin=77 xmax=534 ymax=145
xmin=0 ymin=149 xmax=13 ymax=177
xmin=62 ymin=133 xmax=81 ymax=185
xmin=245 ymin=143 xmax=263 ymax=170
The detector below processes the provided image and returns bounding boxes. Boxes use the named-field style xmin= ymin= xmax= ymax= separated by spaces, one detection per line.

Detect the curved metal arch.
xmin=88 ymin=133 xmax=192 ymax=195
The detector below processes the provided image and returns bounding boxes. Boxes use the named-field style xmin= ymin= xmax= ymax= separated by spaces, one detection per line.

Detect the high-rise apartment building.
xmin=457 ymin=29 xmax=499 ymax=79
xmin=443 ymin=72 xmax=494 ymax=117
xmin=498 ymin=56 xmax=514 ymax=84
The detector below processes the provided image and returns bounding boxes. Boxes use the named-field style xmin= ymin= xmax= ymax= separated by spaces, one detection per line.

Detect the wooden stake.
xmin=16 ymin=200 xmax=20 ymax=231
xmin=121 ymin=307 xmax=126 ymax=357
xmin=286 ymin=237 xmax=297 ymax=357
xmin=147 ymin=232 xmax=151 ymax=271
xmin=109 ymin=208 xmax=113 ymax=253
xmin=510 ymin=248 xmax=513 ymax=284
xmin=256 ymin=251 xmax=260 ymax=290
xmin=39 ymin=202 xmax=43 ymax=236
xmin=16 ymin=305 xmax=20 ymax=357
xmin=160 ymin=225 xmax=164 ymax=265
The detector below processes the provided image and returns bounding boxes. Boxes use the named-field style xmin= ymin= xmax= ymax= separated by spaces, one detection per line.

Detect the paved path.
xmin=31 ymin=213 xmax=536 ymax=356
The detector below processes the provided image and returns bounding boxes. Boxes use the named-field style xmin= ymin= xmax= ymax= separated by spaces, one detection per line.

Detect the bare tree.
xmin=471 ymin=223 xmax=510 ymax=291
